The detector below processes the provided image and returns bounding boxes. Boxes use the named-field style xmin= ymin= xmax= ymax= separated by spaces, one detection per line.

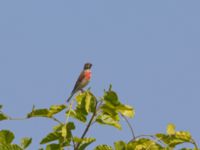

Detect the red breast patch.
xmin=85 ymin=70 xmax=91 ymax=80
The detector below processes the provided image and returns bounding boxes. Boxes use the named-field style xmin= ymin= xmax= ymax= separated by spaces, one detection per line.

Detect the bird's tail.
xmin=66 ymin=92 xmax=74 ymax=102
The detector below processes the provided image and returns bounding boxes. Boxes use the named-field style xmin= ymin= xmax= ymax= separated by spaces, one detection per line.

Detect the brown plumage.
xmin=66 ymin=63 xmax=92 ymax=102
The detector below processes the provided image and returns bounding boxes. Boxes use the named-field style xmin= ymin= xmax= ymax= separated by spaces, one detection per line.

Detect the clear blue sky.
xmin=0 ymin=1 xmax=200 ymax=149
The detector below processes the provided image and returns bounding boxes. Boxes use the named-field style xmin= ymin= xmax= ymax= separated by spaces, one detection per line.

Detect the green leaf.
xmin=114 ymin=141 xmax=127 ymax=150
xmin=40 ymin=132 xmax=61 ymax=144
xmin=116 ymin=104 xmax=134 ymax=118
xmin=0 ymin=130 xmax=15 ymax=144
xmin=67 ymin=122 xmax=75 ymax=130
xmin=73 ymin=137 xmax=96 ymax=150
xmin=66 ymin=92 xmax=97 ymax=123
xmin=61 ymin=122 xmax=75 ymax=139
xmin=27 ymin=104 xmax=66 ymax=118
xmin=94 ymin=144 xmax=113 ymax=150
xmin=66 ymin=109 xmax=87 ymax=122
xmin=96 ymin=114 xmax=121 ymax=129
xmin=20 ymin=137 xmax=32 ymax=149
xmin=76 ymin=91 xmax=96 ymax=115
xmin=0 ymin=144 xmax=23 ymax=150
xmin=76 ymin=92 xmax=88 ymax=115
xmin=103 ymin=91 xmax=120 ymax=106
xmin=49 ymin=105 xmax=66 ymax=116
xmin=127 ymin=138 xmax=163 ymax=150
xmin=45 ymin=143 xmax=60 ymax=150
xmin=0 ymin=113 xmax=8 ymax=121
xmin=86 ymin=92 xmax=97 ymax=113
xmin=167 ymin=123 xmax=176 ymax=135
xmin=0 ymin=105 xmax=2 ymax=109
xmin=156 ymin=131 xmax=192 ymax=148
xmin=53 ymin=124 xmax=63 ymax=132
xmin=61 ymin=124 xmax=67 ymax=138
xmin=100 ymin=104 xmax=120 ymax=121
xmin=27 ymin=108 xmax=49 ymax=118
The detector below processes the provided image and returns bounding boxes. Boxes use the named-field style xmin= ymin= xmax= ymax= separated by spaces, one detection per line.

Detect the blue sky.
xmin=0 ymin=1 xmax=200 ymax=149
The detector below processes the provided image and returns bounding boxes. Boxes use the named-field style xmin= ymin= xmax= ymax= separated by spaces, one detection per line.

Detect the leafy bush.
xmin=0 ymin=86 xmax=198 ymax=150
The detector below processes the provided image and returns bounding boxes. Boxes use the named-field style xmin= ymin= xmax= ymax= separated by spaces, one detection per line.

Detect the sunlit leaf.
xmin=27 ymin=104 xmax=66 ymax=118
xmin=27 ymin=108 xmax=49 ymax=118
xmin=0 ymin=130 xmax=15 ymax=144
xmin=167 ymin=123 xmax=176 ymax=135
xmin=175 ymin=131 xmax=191 ymax=142
xmin=116 ymin=104 xmax=134 ymax=118
xmin=75 ymin=91 xmax=96 ymax=115
xmin=0 ymin=144 xmax=23 ymax=150
xmin=73 ymin=137 xmax=96 ymax=150
xmin=40 ymin=132 xmax=61 ymax=144
xmin=75 ymin=92 xmax=88 ymax=115
xmin=94 ymin=144 xmax=113 ymax=150
xmin=20 ymin=137 xmax=32 ymax=149
xmin=114 ymin=141 xmax=127 ymax=150
xmin=53 ymin=124 xmax=63 ymax=132
xmin=61 ymin=124 xmax=67 ymax=138
xmin=127 ymin=138 xmax=163 ymax=150
xmin=156 ymin=131 xmax=192 ymax=148
xmin=66 ymin=109 xmax=87 ymax=122
xmin=60 ymin=122 xmax=75 ymax=141
xmin=49 ymin=105 xmax=66 ymax=116
xmin=85 ymin=92 xmax=92 ymax=113
xmin=100 ymin=104 xmax=119 ymax=121
xmin=96 ymin=114 xmax=121 ymax=129
xmin=87 ymin=92 xmax=97 ymax=113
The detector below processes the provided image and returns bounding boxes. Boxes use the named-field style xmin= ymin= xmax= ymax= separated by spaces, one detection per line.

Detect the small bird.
xmin=66 ymin=63 xmax=92 ymax=102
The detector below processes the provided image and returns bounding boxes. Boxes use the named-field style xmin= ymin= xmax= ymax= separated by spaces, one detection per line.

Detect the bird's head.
xmin=84 ymin=63 xmax=92 ymax=70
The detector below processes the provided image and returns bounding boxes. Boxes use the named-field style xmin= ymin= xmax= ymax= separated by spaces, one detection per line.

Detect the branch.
xmin=121 ymin=114 xmax=135 ymax=140
xmin=51 ymin=116 xmax=63 ymax=125
xmin=74 ymin=100 xmax=98 ymax=150
xmin=7 ymin=116 xmax=63 ymax=125
xmin=191 ymin=138 xmax=199 ymax=150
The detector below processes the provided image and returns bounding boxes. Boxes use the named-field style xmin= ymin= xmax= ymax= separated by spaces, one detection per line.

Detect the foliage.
xmin=0 ymin=86 xmax=198 ymax=150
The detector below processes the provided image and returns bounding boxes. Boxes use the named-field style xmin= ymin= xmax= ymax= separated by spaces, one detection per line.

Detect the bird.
xmin=66 ymin=63 xmax=92 ymax=102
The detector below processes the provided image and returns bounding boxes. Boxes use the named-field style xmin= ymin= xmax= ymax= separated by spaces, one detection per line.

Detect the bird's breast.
xmin=85 ymin=70 xmax=91 ymax=80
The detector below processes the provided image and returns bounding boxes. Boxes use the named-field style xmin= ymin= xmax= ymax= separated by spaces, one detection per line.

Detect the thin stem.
xmin=71 ymin=133 xmax=76 ymax=150
xmin=74 ymin=100 xmax=98 ymax=150
xmin=7 ymin=117 xmax=27 ymax=120
xmin=66 ymin=99 xmax=74 ymax=124
xmin=191 ymin=138 xmax=199 ymax=150
xmin=51 ymin=116 xmax=63 ymax=125
xmin=64 ymin=99 xmax=74 ymax=149
xmin=7 ymin=116 xmax=63 ymax=125
xmin=121 ymin=114 xmax=135 ymax=140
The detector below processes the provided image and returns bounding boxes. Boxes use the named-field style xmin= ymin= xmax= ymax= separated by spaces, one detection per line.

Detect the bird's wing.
xmin=71 ymin=71 xmax=85 ymax=93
